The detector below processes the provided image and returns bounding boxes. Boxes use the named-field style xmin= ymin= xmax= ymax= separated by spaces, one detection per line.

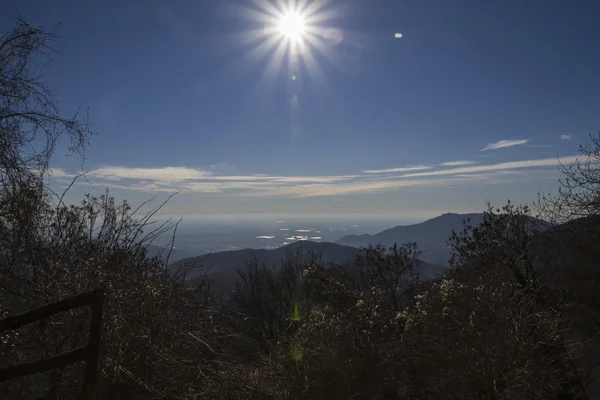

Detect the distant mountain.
xmin=145 ymin=244 xmax=193 ymax=263
xmin=335 ymin=213 xmax=486 ymax=266
xmin=170 ymin=241 xmax=446 ymax=297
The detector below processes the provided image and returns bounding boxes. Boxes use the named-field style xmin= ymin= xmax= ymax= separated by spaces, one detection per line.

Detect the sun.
xmin=233 ymin=0 xmax=345 ymax=102
xmin=233 ymin=0 xmax=348 ymax=143
xmin=278 ymin=12 xmax=306 ymax=41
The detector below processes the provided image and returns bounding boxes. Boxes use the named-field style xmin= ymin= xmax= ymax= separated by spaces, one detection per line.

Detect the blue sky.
xmin=5 ymin=0 xmax=600 ymax=220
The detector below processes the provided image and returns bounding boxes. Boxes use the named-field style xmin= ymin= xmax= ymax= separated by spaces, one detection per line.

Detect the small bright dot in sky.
xmin=395 ymin=33 xmax=403 ymax=38
xmin=278 ymin=12 xmax=305 ymax=40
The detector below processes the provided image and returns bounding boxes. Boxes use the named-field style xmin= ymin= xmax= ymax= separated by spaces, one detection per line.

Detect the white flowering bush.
xmin=0 ymin=306 xmax=19 ymax=351
xmin=240 ymin=251 xmax=582 ymax=400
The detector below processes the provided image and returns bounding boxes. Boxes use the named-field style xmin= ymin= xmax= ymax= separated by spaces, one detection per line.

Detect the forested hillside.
xmin=168 ymin=240 xmax=446 ymax=297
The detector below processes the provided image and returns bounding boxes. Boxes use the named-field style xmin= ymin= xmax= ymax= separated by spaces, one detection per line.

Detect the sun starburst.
xmin=278 ymin=11 xmax=306 ymax=40
xmin=234 ymin=0 xmax=344 ymax=91
xmin=227 ymin=1 xmax=350 ymax=144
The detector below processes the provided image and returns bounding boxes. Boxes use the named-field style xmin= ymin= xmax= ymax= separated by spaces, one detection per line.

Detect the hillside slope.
xmin=170 ymin=241 xmax=446 ymax=296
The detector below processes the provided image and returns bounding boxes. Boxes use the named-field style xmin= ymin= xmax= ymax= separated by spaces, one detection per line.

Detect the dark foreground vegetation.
xmin=1 ymin=20 xmax=600 ymax=399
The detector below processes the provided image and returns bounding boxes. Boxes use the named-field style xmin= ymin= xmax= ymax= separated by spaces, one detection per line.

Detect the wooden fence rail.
xmin=0 ymin=289 xmax=105 ymax=399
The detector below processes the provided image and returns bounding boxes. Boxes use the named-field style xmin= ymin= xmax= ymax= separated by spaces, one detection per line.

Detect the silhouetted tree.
xmin=357 ymin=242 xmax=421 ymax=312
xmin=536 ymin=133 xmax=600 ymax=398
xmin=0 ymin=18 xmax=220 ymax=399
xmin=0 ymin=18 xmax=90 ymax=216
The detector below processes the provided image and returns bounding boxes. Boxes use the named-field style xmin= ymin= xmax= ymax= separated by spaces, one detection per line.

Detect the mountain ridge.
xmin=335 ymin=212 xmax=486 ymax=265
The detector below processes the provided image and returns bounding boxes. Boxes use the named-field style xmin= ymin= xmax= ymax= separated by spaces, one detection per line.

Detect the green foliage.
xmin=357 ymin=242 xmax=421 ymax=311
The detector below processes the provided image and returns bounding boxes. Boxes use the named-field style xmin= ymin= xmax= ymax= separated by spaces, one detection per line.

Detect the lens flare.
xmin=323 ymin=27 xmax=344 ymax=46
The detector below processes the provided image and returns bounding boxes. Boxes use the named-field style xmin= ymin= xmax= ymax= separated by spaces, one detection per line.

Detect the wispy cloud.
xmin=244 ymin=177 xmax=476 ymax=198
xmin=560 ymin=134 xmax=572 ymax=140
xmin=90 ymin=166 xmax=212 ymax=182
xmin=59 ymin=155 xmax=580 ymax=199
xmin=400 ymin=156 xmax=580 ymax=178
xmin=269 ymin=176 xmax=360 ymax=183
xmin=90 ymin=181 xmax=182 ymax=193
xmin=481 ymin=139 xmax=529 ymax=151
xmin=202 ymin=175 xmax=360 ymax=183
xmin=45 ymin=168 xmax=76 ymax=178
xmin=362 ymin=165 xmax=432 ymax=174
xmin=440 ymin=160 xmax=476 ymax=167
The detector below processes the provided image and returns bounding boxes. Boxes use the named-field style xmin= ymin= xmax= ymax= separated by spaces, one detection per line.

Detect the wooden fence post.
xmin=0 ymin=288 xmax=105 ymax=399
